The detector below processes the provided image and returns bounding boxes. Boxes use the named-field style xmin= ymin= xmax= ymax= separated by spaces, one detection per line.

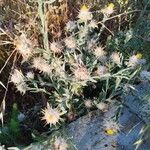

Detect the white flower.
xmin=50 ymin=42 xmax=63 ymax=54
xmin=84 ymin=99 xmax=92 ymax=108
xmin=64 ymin=37 xmax=76 ymax=49
xmin=93 ymin=46 xmax=107 ymax=62
xmin=14 ymin=33 xmax=32 ymax=60
xmin=88 ymin=20 xmax=98 ymax=28
xmin=16 ymin=82 xmax=27 ymax=95
xmin=11 ymin=69 xmax=24 ymax=85
xmin=55 ymin=67 xmax=66 ymax=78
xmin=53 ymin=136 xmax=68 ymax=150
xmin=102 ymin=3 xmax=115 ymax=15
xmin=103 ymin=119 xmax=120 ymax=135
xmin=66 ymin=21 xmax=76 ymax=32
xmin=128 ymin=54 xmax=146 ymax=68
xmin=79 ymin=27 xmax=88 ymax=38
xmin=97 ymin=66 xmax=108 ymax=76
xmin=41 ymin=103 xmax=62 ymax=126
xmin=74 ymin=66 xmax=89 ymax=81
xmin=26 ymin=72 xmax=34 ymax=79
xmin=96 ymin=102 xmax=108 ymax=112
xmin=11 ymin=69 xmax=27 ymax=94
xmin=33 ymin=57 xmax=52 ymax=75
xmin=140 ymin=70 xmax=150 ymax=81
xmin=110 ymin=52 xmax=122 ymax=65
xmin=78 ymin=4 xmax=93 ymax=22
xmin=50 ymin=58 xmax=66 ymax=78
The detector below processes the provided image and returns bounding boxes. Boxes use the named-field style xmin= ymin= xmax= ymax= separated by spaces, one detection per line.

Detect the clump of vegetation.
xmin=0 ymin=0 xmax=149 ymax=149
xmin=0 ymin=103 xmax=21 ymax=146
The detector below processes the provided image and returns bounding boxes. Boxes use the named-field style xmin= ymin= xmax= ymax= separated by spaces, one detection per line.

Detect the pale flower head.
xmin=96 ymin=102 xmax=109 ymax=112
xmin=74 ymin=66 xmax=89 ymax=81
xmin=33 ymin=57 xmax=52 ymax=75
xmin=14 ymin=33 xmax=33 ymax=60
xmin=88 ymin=20 xmax=98 ymax=29
xmin=16 ymin=83 xmax=28 ymax=95
xmin=64 ymin=37 xmax=76 ymax=49
xmin=97 ymin=66 xmax=108 ymax=76
xmin=110 ymin=52 xmax=122 ymax=65
xmin=51 ymin=58 xmax=66 ymax=78
xmin=128 ymin=54 xmax=146 ymax=68
xmin=53 ymin=136 xmax=68 ymax=150
xmin=26 ymin=72 xmax=34 ymax=79
xmin=93 ymin=46 xmax=107 ymax=61
xmin=103 ymin=119 xmax=120 ymax=135
xmin=50 ymin=42 xmax=63 ymax=54
xmin=11 ymin=69 xmax=27 ymax=95
xmin=11 ymin=69 xmax=25 ymax=85
xmin=78 ymin=4 xmax=93 ymax=22
xmin=55 ymin=66 xmax=66 ymax=78
xmin=66 ymin=21 xmax=76 ymax=32
xmin=102 ymin=3 xmax=115 ymax=15
xmin=41 ymin=103 xmax=62 ymax=126
xmin=84 ymin=99 xmax=92 ymax=108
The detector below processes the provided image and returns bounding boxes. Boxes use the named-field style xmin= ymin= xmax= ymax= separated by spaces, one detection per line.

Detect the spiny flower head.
xmin=84 ymin=99 xmax=92 ymax=108
xmin=96 ymin=66 xmax=108 ymax=76
xmin=26 ymin=72 xmax=34 ymax=79
xmin=127 ymin=54 xmax=146 ymax=68
xmin=96 ymin=102 xmax=108 ymax=112
xmin=103 ymin=119 xmax=120 ymax=135
xmin=64 ymin=37 xmax=76 ymax=49
xmin=51 ymin=58 xmax=65 ymax=78
xmin=66 ymin=21 xmax=76 ymax=32
xmin=41 ymin=103 xmax=62 ymax=126
xmin=102 ymin=3 xmax=115 ymax=15
xmin=110 ymin=52 xmax=122 ymax=65
xmin=50 ymin=42 xmax=63 ymax=54
xmin=16 ymin=83 xmax=28 ymax=95
xmin=88 ymin=20 xmax=98 ymax=29
xmin=136 ymin=53 xmax=142 ymax=59
xmin=11 ymin=69 xmax=27 ymax=94
xmin=108 ymin=3 xmax=115 ymax=9
xmin=78 ymin=4 xmax=93 ymax=22
xmin=74 ymin=66 xmax=89 ymax=81
xmin=53 ymin=136 xmax=68 ymax=150
xmin=93 ymin=46 xmax=107 ymax=61
xmin=32 ymin=57 xmax=52 ymax=75
xmin=81 ymin=4 xmax=88 ymax=11
xmin=14 ymin=33 xmax=33 ymax=60
xmin=11 ymin=69 xmax=25 ymax=85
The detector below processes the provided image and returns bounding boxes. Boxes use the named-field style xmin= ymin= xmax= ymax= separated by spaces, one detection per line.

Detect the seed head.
xmin=78 ymin=4 xmax=93 ymax=22
xmin=53 ymin=136 xmax=68 ymax=150
xmin=74 ymin=66 xmax=89 ymax=81
xmin=50 ymin=42 xmax=63 ymax=54
xmin=41 ymin=103 xmax=62 ymax=126
xmin=64 ymin=37 xmax=76 ymax=49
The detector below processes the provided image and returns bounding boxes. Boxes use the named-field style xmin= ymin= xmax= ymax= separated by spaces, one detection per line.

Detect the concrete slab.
xmin=67 ymin=107 xmax=149 ymax=150
xmin=24 ymin=106 xmax=149 ymax=150
xmin=122 ymin=82 xmax=150 ymax=124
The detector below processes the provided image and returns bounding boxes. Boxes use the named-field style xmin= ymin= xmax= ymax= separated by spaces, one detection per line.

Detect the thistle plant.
xmin=9 ymin=2 xmax=146 ymax=130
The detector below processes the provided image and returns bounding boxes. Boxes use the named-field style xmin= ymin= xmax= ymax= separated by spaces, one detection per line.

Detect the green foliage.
xmin=107 ymin=0 xmax=150 ymax=61
xmin=0 ymin=103 xmax=21 ymax=146
xmin=0 ymin=0 xmax=149 ymax=148
xmin=9 ymin=0 xmax=146 ymax=130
